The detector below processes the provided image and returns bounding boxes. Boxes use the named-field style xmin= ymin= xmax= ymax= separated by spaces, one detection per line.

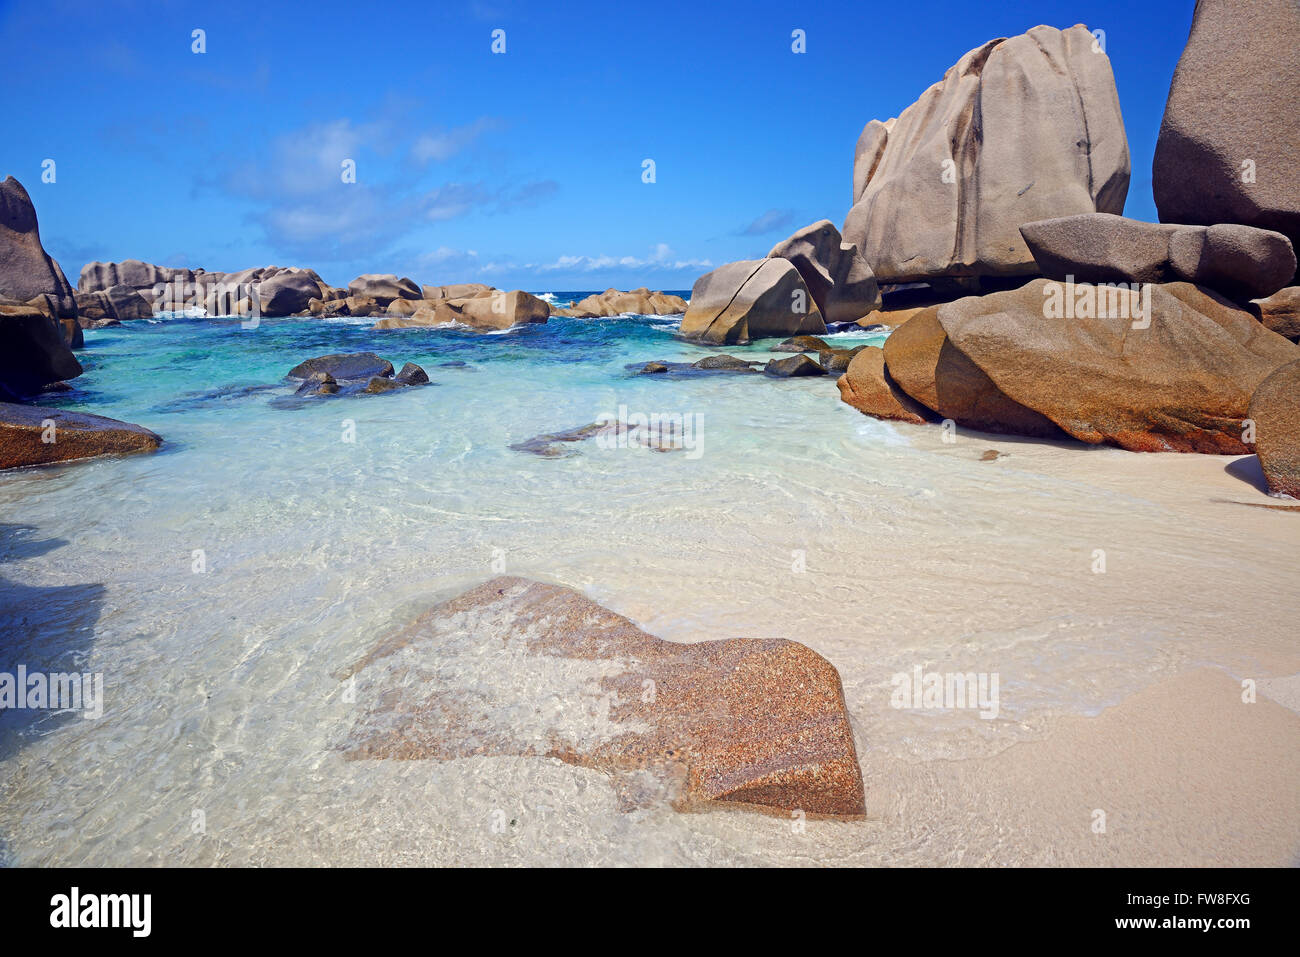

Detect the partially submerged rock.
xmin=692 ymin=354 xmax=760 ymax=371
xmin=287 ymin=352 xmax=394 ymax=381
xmin=1020 ymin=214 xmax=1297 ymax=301
xmin=394 ymin=362 xmax=429 ymax=385
xmin=0 ymin=303 xmax=82 ymax=400
xmin=765 ymin=354 xmax=826 ymax=377
xmin=680 ymin=259 xmax=825 ymax=344
xmin=295 ymin=372 xmax=338 ymax=396
xmin=339 ymin=577 xmax=866 ymax=817
xmin=1248 ymin=360 xmax=1300 ymax=498
xmin=772 ymin=335 xmax=833 ymax=353
xmin=0 ymin=402 xmax=161 ymax=470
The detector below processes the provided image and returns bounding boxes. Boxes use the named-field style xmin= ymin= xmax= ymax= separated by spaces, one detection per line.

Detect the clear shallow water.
xmin=1 ymin=304 xmax=1296 ymax=865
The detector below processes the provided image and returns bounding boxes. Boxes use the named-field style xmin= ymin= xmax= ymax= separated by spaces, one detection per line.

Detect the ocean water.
xmin=1 ymin=299 xmax=1296 ymax=865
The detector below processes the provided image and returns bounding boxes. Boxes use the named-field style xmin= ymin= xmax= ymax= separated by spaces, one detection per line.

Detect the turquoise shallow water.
xmin=1 ymin=304 xmax=1295 ymax=865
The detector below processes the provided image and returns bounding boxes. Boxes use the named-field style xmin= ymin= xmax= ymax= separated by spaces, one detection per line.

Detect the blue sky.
xmin=1 ymin=0 xmax=1195 ymax=291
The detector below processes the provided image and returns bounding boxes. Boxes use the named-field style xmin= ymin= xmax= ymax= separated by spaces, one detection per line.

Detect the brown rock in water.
xmin=1020 ymin=214 xmax=1297 ymax=301
xmin=772 ymin=334 xmax=833 ymax=353
xmin=765 ymin=354 xmax=826 ymax=377
xmin=1248 ymin=360 xmax=1300 ymax=498
xmin=843 ymin=24 xmax=1130 ymax=284
xmin=767 ymin=220 xmax=880 ymax=323
xmin=817 ymin=345 xmax=867 ymax=373
xmin=938 ymin=280 xmax=1300 ymax=452
xmin=339 ymin=577 xmax=865 ymax=817
xmin=882 ymin=306 xmax=1063 ymax=438
xmin=680 ymin=259 xmax=825 ymax=344
xmin=363 ymin=376 xmax=404 ymax=394
xmin=1152 ymin=0 xmax=1300 ymax=261
xmin=836 ymin=346 xmax=931 ymax=425
xmin=1250 ymin=288 xmax=1300 ymax=343
xmin=294 ymin=372 xmax=338 ymax=396
xmin=692 ymin=354 xmax=759 ymax=371
xmin=394 ymin=362 xmax=429 ymax=385
xmin=450 ymin=290 xmax=549 ymax=331
xmin=0 ymin=402 xmax=161 ymax=470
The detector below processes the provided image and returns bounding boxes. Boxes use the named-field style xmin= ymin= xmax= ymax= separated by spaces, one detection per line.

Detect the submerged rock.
xmin=1248 ymin=360 xmax=1300 ymax=498
xmin=692 ymin=354 xmax=760 ymax=371
xmin=339 ymin=577 xmax=866 ymax=817
xmin=363 ymin=375 xmax=404 ymax=394
xmin=0 ymin=402 xmax=161 ymax=470
xmin=295 ymin=372 xmax=339 ymax=396
xmin=287 ymin=352 xmax=394 ymax=381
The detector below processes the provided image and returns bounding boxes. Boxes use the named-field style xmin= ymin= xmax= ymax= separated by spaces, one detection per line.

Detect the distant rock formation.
xmin=680 ymin=259 xmax=825 ymax=344
xmin=1152 ymin=0 xmax=1300 ymax=268
xmin=340 ymin=576 xmax=866 ymax=817
xmin=1020 ymin=214 xmax=1297 ymax=301
xmin=553 ymin=288 xmax=688 ymax=318
xmin=373 ymin=288 xmax=549 ymax=331
xmin=842 ymin=24 xmax=1130 ymax=285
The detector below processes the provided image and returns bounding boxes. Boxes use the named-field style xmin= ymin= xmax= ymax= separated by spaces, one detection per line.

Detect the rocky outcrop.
xmin=374 ymin=289 xmax=549 ymax=331
xmin=348 ymin=274 xmax=421 ymax=304
xmin=0 ymin=303 xmax=83 ymax=400
xmin=1248 ymin=360 xmax=1300 ymax=498
xmin=842 ymin=24 xmax=1130 ymax=285
xmin=257 ymin=271 xmax=322 ymax=317
xmin=767 ymin=220 xmax=880 ymax=323
xmin=1250 ymin=288 xmax=1300 ymax=343
xmin=554 ymin=288 xmax=689 ymax=318
xmin=1021 ymin=214 xmax=1297 ymax=301
xmin=1152 ymin=0 xmax=1300 ymax=263
xmin=934 ymin=281 xmax=1299 ymax=452
xmin=78 ymin=260 xmax=195 ymax=295
xmin=74 ymin=285 xmax=154 ymax=324
xmin=0 ymin=402 xmax=161 ymax=470
xmin=422 ymin=282 xmax=492 ymax=301
xmin=0 ymin=177 xmax=77 ymax=318
xmin=836 ymin=347 xmax=932 ymax=424
xmin=680 ymin=259 xmax=825 ymax=344
xmin=340 ymin=576 xmax=866 ymax=817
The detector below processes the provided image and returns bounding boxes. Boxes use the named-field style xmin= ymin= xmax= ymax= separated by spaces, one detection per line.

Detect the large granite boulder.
xmin=882 ymin=305 xmax=1064 ymax=438
xmin=767 ymin=220 xmax=880 ymax=323
xmin=1248 ymin=360 xmax=1300 ymax=498
xmin=0 ymin=303 xmax=83 ymax=400
xmin=78 ymin=259 xmax=194 ymax=295
xmin=348 ymin=274 xmax=421 ymax=304
xmin=257 ymin=270 xmax=321 ymax=317
xmin=1021 ymin=214 xmax=1297 ymax=301
xmin=555 ymin=287 xmax=689 ymax=318
xmin=842 ymin=24 xmax=1130 ymax=285
xmin=935 ymin=280 xmax=1300 ymax=452
xmin=0 ymin=176 xmax=76 ymax=319
xmin=0 ymin=402 xmax=161 ymax=470
xmin=376 ymin=290 xmax=549 ymax=331
xmin=340 ymin=576 xmax=866 ymax=817
xmin=680 ymin=259 xmax=825 ymax=344
xmin=836 ymin=346 xmax=931 ymax=424
xmin=1152 ymin=0 xmax=1300 ymax=261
